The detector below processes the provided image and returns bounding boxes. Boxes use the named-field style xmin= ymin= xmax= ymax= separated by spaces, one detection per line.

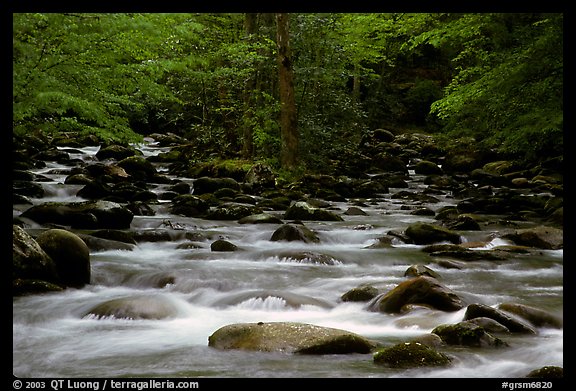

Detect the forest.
xmin=12 ymin=12 xmax=565 ymax=379
xmin=13 ymin=12 xmax=563 ymax=175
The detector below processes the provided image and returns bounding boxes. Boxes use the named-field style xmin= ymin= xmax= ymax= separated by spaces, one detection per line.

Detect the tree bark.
xmin=241 ymin=13 xmax=258 ymax=159
xmin=275 ymin=13 xmax=298 ymax=170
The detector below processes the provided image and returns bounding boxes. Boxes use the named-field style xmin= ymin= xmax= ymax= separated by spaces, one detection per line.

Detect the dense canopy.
xmin=13 ymin=13 xmax=563 ymax=171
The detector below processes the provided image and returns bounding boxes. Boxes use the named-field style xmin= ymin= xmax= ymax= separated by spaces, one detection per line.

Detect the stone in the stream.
xmin=20 ymin=200 xmax=134 ymax=229
xmin=497 ymin=302 xmax=563 ymax=329
xmin=502 ymin=226 xmax=563 ymax=250
xmin=83 ymin=295 xmax=179 ymax=320
xmin=12 ymin=225 xmax=59 ymax=285
xmin=373 ymin=341 xmax=452 ymax=368
xmin=208 ymin=321 xmax=377 ymax=354
xmin=367 ymin=275 xmax=464 ymax=313
xmin=404 ymin=222 xmax=462 ymax=245
xmin=463 ymin=303 xmax=537 ymax=334
xmin=284 ymin=201 xmax=344 ymax=221
xmin=432 ymin=320 xmax=509 ymax=348
xmin=35 ymin=228 xmax=91 ymax=288
xmin=270 ymin=223 xmax=320 ymax=243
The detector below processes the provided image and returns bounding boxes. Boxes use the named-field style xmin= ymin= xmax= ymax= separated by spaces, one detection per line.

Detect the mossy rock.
xmin=208 ymin=321 xmax=376 ymax=354
xmin=373 ymin=342 xmax=452 ymax=368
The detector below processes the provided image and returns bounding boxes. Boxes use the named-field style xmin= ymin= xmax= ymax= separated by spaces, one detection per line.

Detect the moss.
xmin=373 ymin=342 xmax=452 ymax=368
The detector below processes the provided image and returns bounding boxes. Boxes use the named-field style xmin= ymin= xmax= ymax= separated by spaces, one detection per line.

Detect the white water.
xmin=13 ymin=143 xmax=563 ymax=379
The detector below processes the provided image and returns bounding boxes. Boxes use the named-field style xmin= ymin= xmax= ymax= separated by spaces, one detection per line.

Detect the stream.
xmin=12 ymin=141 xmax=563 ymax=379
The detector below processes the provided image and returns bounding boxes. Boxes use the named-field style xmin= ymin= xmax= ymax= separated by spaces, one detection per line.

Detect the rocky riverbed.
xmin=13 ymin=130 xmax=563 ymax=379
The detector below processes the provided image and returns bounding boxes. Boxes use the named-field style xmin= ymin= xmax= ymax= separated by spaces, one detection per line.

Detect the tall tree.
xmin=275 ymin=13 xmax=298 ymax=170
xmin=241 ymin=13 xmax=257 ymax=159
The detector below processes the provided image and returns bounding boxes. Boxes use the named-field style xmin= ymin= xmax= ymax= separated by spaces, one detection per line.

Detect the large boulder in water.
xmin=36 ymin=228 xmax=91 ymax=288
xmin=373 ymin=341 xmax=452 ymax=368
xmin=367 ymin=276 xmax=464 ymax=313
xmin=497 ymin=302 xmax=563 ymax=329
xmin=20 ymin=200 xmax=134 ymax=229
xmin=283 ymin=201 xmax=343 ymax=221
xmin=208 ymin=322 xmax=377 ymax=354
xmin=432 ymin=320 xmax=509 ymax=348
xmin=404 ymin=222 xmax=462 ymax=245
xmin=83 ymin=295 xmax=179 ymax=320
xmin=270 ymin=223 xmax=320 ymax=243
xmin=502 ymin=226 xmax=563 ymax=250
xmin=463 ymin=303 xmax=537 ymax=334
xmin=12 ymin=225 xmax=60 ymax=294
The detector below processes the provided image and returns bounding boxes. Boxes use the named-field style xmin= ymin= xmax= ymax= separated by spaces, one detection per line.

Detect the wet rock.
xmin=204 ymin=203 xmax=262 ymax=220
xmin=497 ymin=302 xmax=563 ymax=329
xmin=502 ymin=226 xmax=563 ymax=250
xmin=404 ymin=222 xmax=462 ymax=245
xmin=404 ymin=264 xmax=441 ymax=279
xmin=169 ymin=194 xmax=209 ymax=217
xmin=83 ymin=295 xmax=179 ymax=320
xmin=343 ymin=206 xmax=368 ymax=216
xmin=89 ymin=229 xmax=137 ymax=245
xmin=117 ymin=155 xmax=157 ymax=180
xmin=373 ymin=341 xmax=452 ymax=368
xmin=13 ymin=278 xmax=64 ymax=296
xmin=211 ymin=239 xmax=239 ymax=252
xmin=208 ymin=321 xmax=376 ymax=354
xmin=284 ymin=201 xmax=343 ymax=221
xmin=275 ymin=251 xmax=341 ymax=265
xmin=432 ymin=320 xmax=509 ymax=348
xmin=463 ymin=303 xmax=537 ymax=334
xmin=95 ymin=144 xmax=137 ymax=161
xmin=35 ymin=228 xmax=90 ymax=288
xmin=341 ymin=284 xmax=380 ymax=302
xmin=410 ymin=207 xmax=436 ymax=216
xmin=12 ymin=225 xmax=59 ymax=285
xmin=21 ymin=200 xmax=134 ymax=229
xmin=410 ymin=333 xmax=446 ymax=348
xmin=465 ymin=317 xmax=511 ymax=334
xmin=525 ymin=366 xmax=563 ymax=378
xmin=270 ymin=223 xmax=320 ymax=243
xmin=366 ymin=275 xmax=464 ymax=313
xmin=444 ymin=214 xmax=482 ymax=231
xmin=238 ymin=213 xmax=284 ymax=224
xmin=413 ymin=160 xmax=444 ymax=175
xmin=192 ymin=177 xmax=240 ymax=195
xmin=243 ymin=163 xmax=276 ymax=193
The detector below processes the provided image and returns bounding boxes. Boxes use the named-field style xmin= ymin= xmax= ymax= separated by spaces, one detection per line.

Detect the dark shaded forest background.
xmin=12 ymin=13 xmax=563 ymax=177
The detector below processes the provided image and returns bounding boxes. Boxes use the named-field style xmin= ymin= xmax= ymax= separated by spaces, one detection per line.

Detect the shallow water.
xmin=13 ymin=143 xmax=563 ymax=379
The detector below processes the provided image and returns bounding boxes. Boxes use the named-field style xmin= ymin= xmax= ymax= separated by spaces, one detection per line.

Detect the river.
xmin=12 ymin=142 xmax=563 ymax=379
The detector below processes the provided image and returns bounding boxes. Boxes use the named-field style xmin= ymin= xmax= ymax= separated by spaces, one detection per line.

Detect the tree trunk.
xmin=275 ymin=13 xmax=298 ymax=170
xmin=241 ymin=13 xmax=258 ymax=159
xmin=352 ymin=64 xmax=361 ymax=102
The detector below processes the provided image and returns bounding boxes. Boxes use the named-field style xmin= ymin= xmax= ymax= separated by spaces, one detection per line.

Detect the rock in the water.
xmin=208 ymin=321 xmax=376 ymax=354
xmin=373 ymin=341 xmax=452 ymax=368
xmin=83 ymin=295 xmax=179 ymax=320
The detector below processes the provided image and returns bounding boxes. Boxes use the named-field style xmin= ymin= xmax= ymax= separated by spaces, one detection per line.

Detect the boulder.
xmin=20 ymin=200 xmax=134 ymax=229
xmin=502 ymin=226 xmax=563 ymax=250
xmin=373 ymin=341 xmax=451 ymax=368
xmin=432 ymin=320 xmax=509 ymax=348
xmin=270 ymin=223 xmax=320 ymax=243
xmin=12 ymin=225 xmax=59 ymax=284
xmin=83 ymin=295 xmax=179 ymax=320
xmin=36 ymin=228 xmax=91 ymax=288
xmin=208 ymin=322 xmax=376 ymax=354
xmin=367 ymin=276 xmax=464 ymax=313
xmin=404 ymin=222 xmax=462 ymax=245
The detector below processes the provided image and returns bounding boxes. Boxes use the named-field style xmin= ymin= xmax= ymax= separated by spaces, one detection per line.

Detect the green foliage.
xmin=416 ymin=13 xmax=563 ymax=160
xmin=13 ymin=12 xmax=563 ymax=169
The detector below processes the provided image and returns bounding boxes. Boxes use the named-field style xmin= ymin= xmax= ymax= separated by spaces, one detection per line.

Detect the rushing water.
xmin=13 ymin=143 xmax=563 ymax=379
